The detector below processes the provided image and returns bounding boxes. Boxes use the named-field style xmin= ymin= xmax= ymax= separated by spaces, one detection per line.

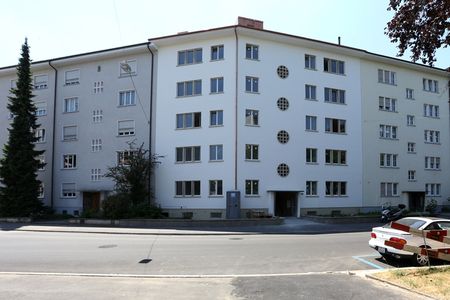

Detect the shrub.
xmin=425 ymin=199 xmax=438 ymax=215
xmin=127 ymin=202 xmax=164 ymax=219
xmin=102 ymin=193 xmax=130 ymax=219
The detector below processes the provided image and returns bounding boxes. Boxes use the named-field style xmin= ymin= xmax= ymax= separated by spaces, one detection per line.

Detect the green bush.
xmin=128 ymin=202 xmax=164 ymax=219
xmin=425 ymin=199 xmax=438 ymax=215
xmin=102 ymin=193 xmax=130 ymax=219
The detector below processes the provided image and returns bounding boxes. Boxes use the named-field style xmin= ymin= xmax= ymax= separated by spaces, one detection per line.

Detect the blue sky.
xmin=1 ymin=0 xmax=449 ymax=69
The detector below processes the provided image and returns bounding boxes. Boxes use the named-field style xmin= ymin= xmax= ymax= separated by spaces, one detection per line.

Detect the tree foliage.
xmin=386 ymin=0 xmax=450 ymax=66
xmin=0 ymin=39 xmax=44 ymax=217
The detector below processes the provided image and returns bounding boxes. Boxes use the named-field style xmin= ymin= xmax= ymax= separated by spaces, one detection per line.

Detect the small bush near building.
xmin=102 ymin=193 xmax=163 ymax=219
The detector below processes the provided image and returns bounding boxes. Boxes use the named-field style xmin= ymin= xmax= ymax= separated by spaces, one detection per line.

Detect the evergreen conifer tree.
xmin=0 ymin=39 xmax=44 ymax=217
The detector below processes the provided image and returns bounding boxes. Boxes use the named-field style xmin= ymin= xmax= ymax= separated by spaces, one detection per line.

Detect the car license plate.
xmin=378 ymin=247 xmax=386 ymax=254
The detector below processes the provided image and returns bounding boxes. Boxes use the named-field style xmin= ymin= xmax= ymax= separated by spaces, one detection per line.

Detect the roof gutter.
xmin=146 ymin=42 xmax=155 ymax=204
xmin=48 ymin=60 xmax=57 ymax=209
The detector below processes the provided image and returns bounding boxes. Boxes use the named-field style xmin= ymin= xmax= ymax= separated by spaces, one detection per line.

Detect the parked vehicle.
xmin=369 ymin=217 xmax=450 ymax=266
xmin=380 ymin=203 xmax=407 ymax=222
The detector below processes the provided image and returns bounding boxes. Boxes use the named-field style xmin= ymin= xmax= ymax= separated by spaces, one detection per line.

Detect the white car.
xmin=369 ymin=217 xmax=450 ymax=266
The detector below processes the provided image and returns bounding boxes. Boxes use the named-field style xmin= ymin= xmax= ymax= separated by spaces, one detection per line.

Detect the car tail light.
xmin=371 ymin=232 xmax=377 ymax=239
xmin=389 ymin=237 xmax=407 ymax=245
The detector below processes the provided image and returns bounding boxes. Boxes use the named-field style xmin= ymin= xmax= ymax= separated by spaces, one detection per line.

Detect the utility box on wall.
xmin=226 ymin=191 xmax=241 ymax=219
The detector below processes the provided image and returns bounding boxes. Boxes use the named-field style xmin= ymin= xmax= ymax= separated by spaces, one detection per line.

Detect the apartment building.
xmin=0 ymin=17 xmax=448 ymax=218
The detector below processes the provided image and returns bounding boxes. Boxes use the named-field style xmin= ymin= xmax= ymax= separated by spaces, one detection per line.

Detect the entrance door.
xmin=83 ymin=192 xmax=101 ymax=212
xmin=408 ymin=192 xmax=425 ymax=212
xmin=275 ymin=192 xmax=297 ymax=217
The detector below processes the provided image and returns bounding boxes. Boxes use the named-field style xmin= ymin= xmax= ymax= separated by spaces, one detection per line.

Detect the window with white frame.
xmin=323 ymin=58 xmax=345 ymax=75
xmin=406 ymin=115 xmax=415 ymax=126
xmin=325 ymin=118 xmax=346 ymax=134
xmin=176 ymin=146 xmax=201 ymax=163
xmin=93 ymin=109 xmax=103 ymax=123
xmin=423 ymin=78 xmax=438 ymax=93
xmin=380 ymin=182 xmax=398 ymax=197
xmin=34 ymin=128 xmax=46 ymax=143
xmin=210 ymin=110 xmax=223 ymax=126
xmin=175 ymin=180 xmax=201 ymax=197
xmin=325 ymin=149 xmax=347 ymax=165
xmin=407 ymin=142 xmax=416 ymax=153
xmin=34 ymin=74 xmax=48 ymax=90
xmin=306 ymin=148 xmax=317 ymax=163
xmin=379 ymin=124 xmax=398 ymax=139
xmin=425 ymin=156 xmax=440 ymax=170
xmin=245 ymin=144 xmax=259 ymax=161
xmin=306 ymin=181 xmax=318 ymax=196
xmin=117 ymin=150 xmax=137 ymax=165
xmin=211 ymin=45 xmax=224 ymax=61
xmin=119 ymin=90 xmax=136 ymax=106
xmin=91 ymin=139 xmax=102 ymax=152
xmin=378 ymin=69 xmax=396 ymax=85
xmin=305 ymin=84 xmax=317 ymax=100
xmin=424 ymin=130 xmax=440 ymax=144
xmin=38 ymin=182 xmax=44 ymax=198
xmin=118 ymin=120 xmax=135 ymax=136
xmin=325 ymin=181 xmax=347 ymax=196
xmin=209 ymin=180 xmax=223 ymax=196
xmin=305 ymin=54 xmax=316 ymax=69
xmin=423 ymin=104 xmax=439 ymax=118
xmin=245 ymin=109 xmax=259 ymax=126
xmin=325 ymin=88 xmax=345 ymax=104
xmin=245 ymin=180 xmax=259 ymax=196
xmin=119 ymin=59 xmax=137 ymax=76
xmin=209 ymin=145 xmax=223 ymax=161
xmin=65 ymin=69 xmax=80 ymax=85
xmin=91 ymin=168 xmax=102 ymax=181
xmin=305 ymin=115 xmax=317 ymax=131
xmin=34 ymin=101 xmax=47 ymax=117
xmin=38 ymin=154 xmax=45 ymax=171
xmin=64 ymin=97 xmax=79 ymax=113
xmin=61 ymin=183 xmax=76 ymax=198
xmin=426 ymin=183 xmax=441 ymax=196
xmin=178 ymin=49 xmax=202 ymax=65
xmin=408 ymin=170 xmax=416 ymax=181
xmin=93 ymin=81 xmax=104 ymax=94
xmin=176 ymin=112 xmax=201 ymax=129
xmin=210 ymin=77 xmax=224 ymax=93
xmin=245 ymin=44 xmax=259 ymax=60
xmin=379 ymin=97 xmax=397 ymax=112
xmin=63 ymin=154 xmax=77 ymax=169
xmin=245 ymin=76 xmax=259 ymax=93
xmin=62 ymin=125 xmax=77 ymax=141
xmin=177 ymin=80 xmax=202 ymax=97
xmin=406 ymin=88 xmax=414 ymax=99
xmin=379 ymin=153 xmax=398 ymax=167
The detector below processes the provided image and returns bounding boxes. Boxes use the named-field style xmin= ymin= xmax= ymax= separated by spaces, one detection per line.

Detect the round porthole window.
xmin=277 ymin=163 xmax=290 ymax=177
xmin=277 ymin=97 xmax=289 ymax=111
xmin=277 ymin=130 xmax=289 ymax=144
xmin=277 ymin=65 xmax=289 ymax=79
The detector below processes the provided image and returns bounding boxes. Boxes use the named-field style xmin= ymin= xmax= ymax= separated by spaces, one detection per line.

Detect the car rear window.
xmin=393 ymin=218 xmax=426 ymax=229
xmin=437 ymin=222 xmax=450 ymax=230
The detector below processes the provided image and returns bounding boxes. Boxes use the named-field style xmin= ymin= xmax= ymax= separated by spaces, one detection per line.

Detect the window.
xmin=178 ymin=49 xmax=202 ymax=65
xmin=325 ymin=181 xmax=347 ymax=196
xmin=306 ymin=148 xmax=317 ymax=163
xmin=277 ymin=130 xmax=289 ymax=144
xmin=64 ymin=97 xmax=79 ymax=113
xmin=62 ymin=125 xmax=77 ymax=141
xmin=380 ymin=182 xmax=399 ymax=197
xmin=407 ymin=115 xmax=415 ymax=126
xmin=424 ymin=130 xmax=440 ymax=144
xmin=408 ymin=170 xmax=416 ymax=181
xmin=177 ymin=80 xmax=202 ymax=97
xmin=379 ymin=153 xmax=398 ymax=167
xmin=176 ymin=146 xmax=201 ymax=163
xmin=245 ymin=44 xmax=259 ymax=60
xmin=119 ymin=90 xmax=136 ymax=106
xmin=277 ymin=163 xmax=290 ymax=177
xmin=91 ymin=139 xmax=102 ymax=152
xmin=425 ymin=156 xmax=440 ymax=170
xmin=209 ymin=180 xmax=223 ymax=196
xmin=406 ymin=88 xmax=414 ymax=99
xmin=426 ymin=183 xmax=441 ymax=196
xmin=305 ymin=115 xmax=317 ymax=131
xmin=210 ymin=110 xmax=223 ymax=126
xmin=245 ymin=76 xmax=259 ymax=93
xmin=65 ymin=69 xmax=80 ymax=85
xmin=93 ymin=109 xmax=103 ymax=123
xmin=305 ymin=54 xmax=316 ymax=69
xmin=423 ymin=78 xmax=438 ymax=93
xmin=63 ymin=154 xmax=77 ymax=169
xmin=211 ymin=45 xmax=224 ymax=61
xmin=119 ymin=59 xmax=137 ymax=76
xmin=407 ymin=142 xmax=416 ymax=153
xmin=62 ymin=183 xmax=76 ymax=198
xmin=324 ymin=88 xmax=345 ymax=104
xmin=209 ymin=145 xmax=223 ymax=161
xmin=245 ymin=180 xmax=259 ymax=195
xmin=210 ymin=77 xmax=224 ymax=93
xmin=34 ymin=74 xmax=48 ymax=90
xmin=245 ymin=109 xmax=259 ymax=126
xmin=176 ymin=112 xmax=201 ymax=129
xmin=117 ymin=150 xmax=137 ymax=165
xmin=38 ymin=155 xmax=45 ymax=171
xmin=175 ymin=181 xmax=201 ymax=197
xmin=91 ymin=168 xmax=102 ymax=181
xmin=93 ymin=81 xmax=104 ymax=94
xmin=324 ymin=58 xmax=345 ymax=75
xmin=38 ymin=183 xmax=44 ymax=198
xmin=379 ymin=97 xmax=397 ymax=112
xmin=118 ymin=120 xmax=135 ymax=136
xmin=34 ymin=101 xmax=47 ymax=116
xmin=306 ymin=181 xmax=318 ymax=196
xmin=378 ymin=69 xmax=396 ymax=85
xmin=34 ymin=128 xmax=46 ymax=143
xmin=305 ymin=85 xmax=317 ymax=100
xmin=277 ymin=66 xmax=289 ymax=79
xmin=245 ymin=144 xmax=259 ymax=161
xmin=379 ymin=125 xmax=398 ymax=139
xmin=423 ymin=104 xmax=439 ymax=118
xmin=325 ymin=118 xmax=346 ymax=134
xmin=325 ymin=149 xmax=347 ymax=165
xmin=277 ymin=97 xmax=289 ymax=110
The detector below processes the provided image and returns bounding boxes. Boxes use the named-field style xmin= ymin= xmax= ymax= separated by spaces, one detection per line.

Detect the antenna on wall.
xmin=338 ymin=36 xmax=341 ymax=46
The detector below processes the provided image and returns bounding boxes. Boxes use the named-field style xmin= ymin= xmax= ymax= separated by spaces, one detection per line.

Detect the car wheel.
xmin=412 ymin=247 xmax=430 ymax=266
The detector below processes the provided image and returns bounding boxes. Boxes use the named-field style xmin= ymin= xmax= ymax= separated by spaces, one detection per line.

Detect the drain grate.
xmin=98 ymin=244 xmax=117 ymax=249
xmin=139 ymin=259 xmax=152 ymax=264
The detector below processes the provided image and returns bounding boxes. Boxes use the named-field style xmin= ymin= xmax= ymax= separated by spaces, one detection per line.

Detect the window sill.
xmin=210 ymin=92 xmax=224 ymax=95
xmin=176 ymin=62 xmax=202 ymax=67
xmin=324 ymin=195 xmax=348 ymax=197
xmin=325 ymin=132 xmax=347 ymax=135
xmin=175 ymin=161 xmax=202 ymax=164
xmin=61 ymin=168 xmax=78 ymax=170
xmin=424 ymin=169 xmax=441 ymax=171
xmin=323 ymin=71 xmax=346 ymax=76
xmin=245 ymin=124 xmax=260 ymax=127
xmin=423 ymin=116 xmax=440 ymax=119
xmin=406 ymin=125 xmax=416 ymax=127
xmin=305 ymin=195 xmax=319 ymax=198
xmin=245 ymin=91 xmax=260 ymax=94
xmin=34 ymin=142 xmax=46 ymax=144
xmin=422 ymin=90 xmax=438 ymax=94
xmin=380 ymin=196 xmax=400 ymax=198
xmin=117 ymin=134 xmax=136 ymax=137
xmin=209 ymin=160 xmax=223 ymax=163
xmin=244 ymin=195 xmax=260 ymax=198
xmin=408 ymin=180 xmax=417 ymax=182
xmin=174 ymin=195 xmax=201 ymax=198
xmin=245 ymin=58 xmax=260 ymax=62
xmin=210 ymin=58 xmax=224 ymax=62
xmin=424 ymin=142 xmax=441 ymax=145
xmin=209 ymin=125 xmax=224 ymax=128
xmin=325 ymin=101 xmax=346 ymax=105
xmin=306 ymin=162 xmax=318 ymax=165
xmin=304 ymin=68 xmax=317 ymax=71
xmin=425 ymin=195 xmax=442 ymax=197
xmin=118 ymin=73 xmax=137 ymax=78
xmin=378 ymin=82 xmax=397 ymax=86
xmin=176 ymin=94 xmax=202 ymax=98
xmin=175 ymin=127 xmax=202 ymax=130
xmin=63 ymin=111 xmax=79 ymax=114
xmin=379 ymin=137 xmax=398 ymax=141
xmin=61 ymin=196 xmax=77 ymax=199
xmin=64 ymin=83 xmax=80 ymax=87
xmin=407 ymin=152 xmax=416 ymax=154
xmin=245 ymin=159 xmax=260 ymax=162
xmin=380 ymin=166 xmax=399 ymax=169
xmin=117 ymin=104 xmax=137 ymax=108
xmin=208 ymin=195 xmax=224 ymax=198
xmin=325 ymin=163 xmax=348 ymax=166
xmin=305 ymin=129 xmax=318 ymax=133
xmin=62 ymin=139 xmax=78 ymax=142
xmin=305 ymin=98 xmax=318 ymax=101
xmin=379 ymin=109 xmax=398 ymax=113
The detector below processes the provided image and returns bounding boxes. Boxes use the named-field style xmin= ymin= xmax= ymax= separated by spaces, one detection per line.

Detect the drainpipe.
xmin=146 ymin=42 xmax=155 ymax=204
xmin=234 ymin=27 xmax=239 ymax=190
xmin=48 ymin=61 xmax=57 ymax=209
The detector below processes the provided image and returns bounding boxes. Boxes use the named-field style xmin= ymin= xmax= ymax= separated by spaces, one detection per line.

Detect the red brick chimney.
xmin=237 ymin=17 xmax=263 ymax=29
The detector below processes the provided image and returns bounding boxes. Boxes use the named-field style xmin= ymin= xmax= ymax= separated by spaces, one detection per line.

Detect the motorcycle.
xmin=381 ymin=203 xmax=407 ymax=223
